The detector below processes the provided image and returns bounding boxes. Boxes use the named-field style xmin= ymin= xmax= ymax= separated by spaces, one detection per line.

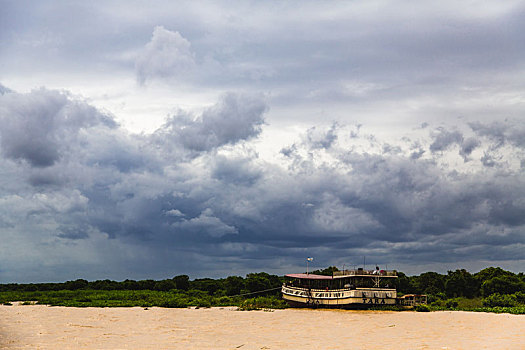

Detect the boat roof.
xmin=285 ymin=273 xmax=333 ymax=280
xmin=286 ymin=270 xmax=398 ymax=279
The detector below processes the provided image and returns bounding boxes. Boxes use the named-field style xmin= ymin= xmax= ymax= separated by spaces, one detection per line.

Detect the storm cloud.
xmin=155 ymin=93 xmax=267 ymax=153
xmin=0 ymin=89 xmax=115 ymax=167
xmin=0 ymin=1 xmax=524 ymax=282
xmin=0 ymin=85 xmax=523 ymax=282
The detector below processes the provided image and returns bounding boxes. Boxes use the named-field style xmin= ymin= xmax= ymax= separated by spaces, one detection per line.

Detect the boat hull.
xmin=282 ymin=286 xmax=397 ymax=309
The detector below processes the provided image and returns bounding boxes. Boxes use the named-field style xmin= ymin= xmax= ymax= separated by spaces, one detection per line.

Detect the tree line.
xmin=396 ymin=267 xmax=524 ymax=298
xmin=2 ymin=267 xmax=523 ymax=303
xmin=1 ymin=267 xmax=524 ymax=312
xmin=0 ymin=272 xmax=283 ymax=297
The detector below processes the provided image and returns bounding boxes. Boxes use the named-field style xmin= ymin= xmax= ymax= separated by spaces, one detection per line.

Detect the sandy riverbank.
xmin=1 ymin=303 xmax=523 ymax=349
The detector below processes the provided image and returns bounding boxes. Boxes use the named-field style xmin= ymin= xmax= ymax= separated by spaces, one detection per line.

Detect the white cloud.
xmin=175 ymin=208 xmax=238 ymax=238
xmin=135 ymin=26 xmax=196 ymax=84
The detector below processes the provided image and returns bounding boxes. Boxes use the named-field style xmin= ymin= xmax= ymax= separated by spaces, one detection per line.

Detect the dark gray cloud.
xmin=470 ymin=121 xmax=525 ymax=149
xmin=212 ymin=155 xmax=262 ymax=186
xmin=154 ymin=93 xmax=267 ymax=153
xmin=459 ymin=137 xmax=481 ymax=161
xmin=1 ymin=1 xmax=524 ymax=281
xmin=57 ymin=224 xmax=90 ymax=240
xmin=0 ymin=88 xmax=115 ymax=167
xmin=2 ymin=87 xmax=522 ymax=282
xmin=6 ymin=1 xmax=524 ymax=119
xmin=429 ymin=127 xmax=464 ymax=153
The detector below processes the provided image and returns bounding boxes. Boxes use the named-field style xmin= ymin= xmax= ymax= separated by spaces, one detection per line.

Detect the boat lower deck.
xmin=282 ymin=286 xmax=397 ymax=308
xmin=283 ymin=299 xmax=393 ymax=309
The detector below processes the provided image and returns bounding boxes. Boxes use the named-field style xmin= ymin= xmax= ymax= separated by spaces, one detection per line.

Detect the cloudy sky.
xmin=1 ymin=0 xmax=524 ymax=282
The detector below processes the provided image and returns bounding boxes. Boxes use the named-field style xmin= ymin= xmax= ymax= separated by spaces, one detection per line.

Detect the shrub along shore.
xmin=1 ymin=267 xmax=523 ymax=314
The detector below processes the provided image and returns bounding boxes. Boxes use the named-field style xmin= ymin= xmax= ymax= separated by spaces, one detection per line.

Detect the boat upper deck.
xmin=286 ymin=269 xmax=397 ymax=280
xmin=333 ymin=269 xmax=397 ymax=278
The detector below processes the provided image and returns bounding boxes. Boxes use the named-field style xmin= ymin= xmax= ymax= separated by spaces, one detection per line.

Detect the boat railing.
xmin=333 ymin=269 xmax=397 ymax=277
xmin=282 ymin=285 xmax=350 ymax=293
xmin=282 ymin=284 xmax=396 ymax=292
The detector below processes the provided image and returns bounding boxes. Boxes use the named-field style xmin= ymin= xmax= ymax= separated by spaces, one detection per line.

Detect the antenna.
xmin=306 ymin=257 xmax=313 ymax=274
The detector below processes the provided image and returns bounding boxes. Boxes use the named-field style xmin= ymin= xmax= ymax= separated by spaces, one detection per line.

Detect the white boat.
xmin=281 ymin=267 xmax=398 ymax=308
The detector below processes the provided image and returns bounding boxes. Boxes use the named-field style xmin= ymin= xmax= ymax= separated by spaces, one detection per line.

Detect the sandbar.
xmin=1 ymin=303 xmax=523 ymax=349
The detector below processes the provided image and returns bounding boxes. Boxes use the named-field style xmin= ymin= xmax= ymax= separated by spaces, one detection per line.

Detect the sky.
xmin=0 ymin=0 xmax=524 ymax=283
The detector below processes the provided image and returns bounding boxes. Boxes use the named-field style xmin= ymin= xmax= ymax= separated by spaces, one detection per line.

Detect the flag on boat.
xmin=307 ymin=257 xmax=313 ymax=261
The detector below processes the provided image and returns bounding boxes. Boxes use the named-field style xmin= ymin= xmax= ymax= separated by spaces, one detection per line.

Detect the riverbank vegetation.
xmin=395 ymin=267 xmax=525 ymax=314
xmin=0 ymin=267 xmax=523 ymax=313
xmin=0 ymin=272 xmax=286 ymax=310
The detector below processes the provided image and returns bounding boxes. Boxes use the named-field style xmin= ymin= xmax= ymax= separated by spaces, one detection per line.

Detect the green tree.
xmin=246 ymin=273 xmax=271 ymax=293
xmin=445 ymin=269 xmax=478 ymax=298
xmin=121 ymin=279 xmax=139 ymax=290
xmin=154 ymin=279 xmax=176 ymax=291
xmin=64 ymin=279 xmax=88 ymax=290
xmin=245 ymin=272 xmax=281 ymax=295
xmin=481 ymin=275 xmax=525 ymax=297
xmin=137 ymin=279 xmax=156 ymax=290
xmin=394 ymin=272 xmax=412 ymax=294
xmin=224 ymin=276 xmax=245 ymax=296
xmin=311 ymin=266 xmax=339 ymax=276
xmin=190 ymin=278 xmax=221 ymax=294
xmin=413 ymin=272 xmax=445 ymax=295
xmin=475 ymin=267 xmax=513 ymax=283
xmin=173 ymin=275 xmax=190 ymax=291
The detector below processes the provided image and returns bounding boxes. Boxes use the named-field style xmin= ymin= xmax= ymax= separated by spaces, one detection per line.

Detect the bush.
xmin=237 ymin=296 xmax=287 ymax=311
xmin=483 ymin=293 xmax=517 ymax=307
xmin=513 ymin=291 xmax=525 ymax=304
xmin=159 ymin=296 xmax=188 ymax=308
xmin=216 ymin=296 xmax=234 ymax=306
xmin=415 ymin=304 xmax=430 ymax=312
xmin=430 ymin=300 xmax=444 ymax=307
xmin=195 ymin=299 xmax=211 ymax=308
xmin=426 ymin=293 xmax=446 ymax=304
xmin=445 ymin=300 xmax=458 ymax=308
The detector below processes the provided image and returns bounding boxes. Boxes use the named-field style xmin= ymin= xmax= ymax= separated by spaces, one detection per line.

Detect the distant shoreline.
xmin=2 ymin=267 xmax=524 ymax=314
